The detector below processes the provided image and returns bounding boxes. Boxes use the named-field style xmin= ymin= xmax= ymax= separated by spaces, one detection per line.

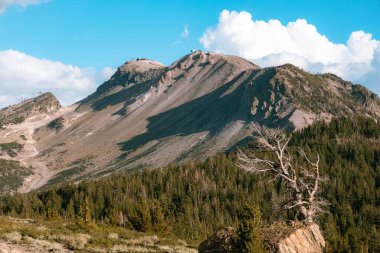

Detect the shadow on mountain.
xmin=91 ymin=81 xmax=152 ymax=113
xmin=117 ymin=68 xmax=282 ymax=158
xmin=78 ymin=69 xmax=164 ymax=112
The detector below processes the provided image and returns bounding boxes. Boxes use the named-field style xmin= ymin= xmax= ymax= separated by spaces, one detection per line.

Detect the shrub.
xmin=47 ymin=116 xmax=65 ymax=130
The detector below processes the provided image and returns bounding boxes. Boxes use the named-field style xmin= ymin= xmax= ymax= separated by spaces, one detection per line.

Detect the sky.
xmin=0 ymin=0 xmax=379 ymax=107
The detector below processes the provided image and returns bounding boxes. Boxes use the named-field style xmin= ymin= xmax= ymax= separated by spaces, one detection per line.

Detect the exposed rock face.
xmin=71 ymin=51 xmax=380 ymax=175
xmin=198 ymin=222 xmax=325 ymax=253
xmin=0 ymin=92 xmax=61 ymax=126
xmin=276 ymin=224 xmax=325 ymax=253
xmin=262 ymin=222 xmax=325 ymax=253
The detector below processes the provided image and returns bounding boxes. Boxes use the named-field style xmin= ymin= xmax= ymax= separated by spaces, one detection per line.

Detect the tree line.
xmin=0 ymin=116 xmax=379 ymax=252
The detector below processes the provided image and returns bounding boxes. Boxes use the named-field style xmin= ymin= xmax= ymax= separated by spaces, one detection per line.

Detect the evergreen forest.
xmin=1 ymin=117 xmax=379 ymax=253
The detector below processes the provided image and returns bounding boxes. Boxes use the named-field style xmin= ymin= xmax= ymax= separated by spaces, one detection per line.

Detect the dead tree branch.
xmin=236 ymin=126 xmax=327 ymax=222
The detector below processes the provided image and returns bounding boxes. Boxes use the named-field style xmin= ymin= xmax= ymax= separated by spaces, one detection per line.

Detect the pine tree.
xmin=138 ymin=198 xmax=152 ymax=232
xmin=129 ymin=198 xmax=152 ymax=232
xmin=75 ymin=199 xmax=84 ymax=226
xmin=150 ymin=200 xmax=168 ymax=234
xmin=234 ymin=205 xmax=267 ymax=253
xmin=84 ymin=196 xmax=92 ymax=223
xmin=66 ymin=199 xmax=75 ymax=223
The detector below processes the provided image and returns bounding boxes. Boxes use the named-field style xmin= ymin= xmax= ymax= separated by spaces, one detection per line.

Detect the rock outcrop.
xmin=198 ymin=227 xmax=235 ymax=253
xmin=0 ymin=92 xmax=61 ymax=126
xmin=198 ymin=222 xmax=325 ymax=253
xmin=262 ymin=222 xmax=325 ymax=253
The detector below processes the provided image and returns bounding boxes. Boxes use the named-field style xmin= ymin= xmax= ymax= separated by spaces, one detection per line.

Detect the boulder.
xmin=198 ymin=222 xmax=325 ymax=253
xmin=198 ymin=227 xmax=235 ymax=253
xmin=262 ymin=221 xmax=325 ymax=253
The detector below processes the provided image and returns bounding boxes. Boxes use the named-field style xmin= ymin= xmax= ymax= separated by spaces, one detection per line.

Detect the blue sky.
xmin=0 ymin=0 xmax=379 ymax=106
xmin=1 ymin=0 xmax=379 ymax=68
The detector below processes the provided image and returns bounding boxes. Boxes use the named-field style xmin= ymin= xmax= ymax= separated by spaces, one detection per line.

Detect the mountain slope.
xmin=0 ymin=51 xmax=379 ymax=192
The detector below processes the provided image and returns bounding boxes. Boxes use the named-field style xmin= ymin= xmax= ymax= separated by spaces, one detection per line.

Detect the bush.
xmin=47 ymin=116 xmax=65 ymax=130
xmin=0 ymin=142 xmax=24 ymax=157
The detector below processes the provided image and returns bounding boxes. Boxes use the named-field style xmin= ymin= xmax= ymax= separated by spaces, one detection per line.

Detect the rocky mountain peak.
xmin=170 ymin=50 xmax=260 ymax=72
xmin=119 ymin=58 xmax=165 ymax=74
xmin=80 ymin=51 xmax=259 ymax=112
xmin=0 ymin=92 xmax=61 ymax=126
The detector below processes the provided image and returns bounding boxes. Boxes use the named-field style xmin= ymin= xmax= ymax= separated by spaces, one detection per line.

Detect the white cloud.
xmin=200 ymin=10 xmax=380 ymax=94
xmin=99 ymin=66 xmax=116 ymax=81
xmin=181 ymin=24 xmax=189 ymax=38
xmin=0 ymin=0 xmax=48 ymax=13
xmin=0 ymin=50 xmax=115 ymax=108
xmin=0 ymin=95 xmax=14 ymax=106
xmin=172 ymin=24 xmax=190 ymax=46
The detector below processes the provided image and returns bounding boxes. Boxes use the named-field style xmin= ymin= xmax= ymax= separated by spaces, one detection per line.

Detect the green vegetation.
xmin=11 ymin=116 xmax=25 ymax=125
xmin=0 ymin=159 xmax=33 ymax=194
xmin=46 ymin=166 xmax=85 ymax=186
xmin=47 ymin=116 xmax=65 ymax=130
xmin=46 ymin=157 xmax=93 ymax=186
xmin=234 ymin=205 xmax=267 ymax=253
xmin=0 ymin=117 xmax=379 ymax=252
xmin=0 ymin=115 xmax=25 ymax=129
xmin=0 ymin=216 xmax=193 ymax=252
xmin=0 ymin=142 xmax=24 ymax=157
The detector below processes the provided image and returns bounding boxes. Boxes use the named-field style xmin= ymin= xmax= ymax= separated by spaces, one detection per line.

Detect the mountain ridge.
xmin=0 ymin=51 xmax=379 ymax=193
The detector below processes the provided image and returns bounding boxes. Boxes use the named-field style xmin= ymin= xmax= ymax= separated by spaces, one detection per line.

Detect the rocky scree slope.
xmin=0 ymin=93 xmax=69 ymax=193
xmin=0 ymin=93 xmax=63 ymax=194
xmin=0 ymin=51 xmax=379 ymax=192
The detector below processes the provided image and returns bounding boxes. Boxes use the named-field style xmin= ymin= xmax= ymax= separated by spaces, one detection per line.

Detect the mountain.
xmin=0 ymin=51 xmax=379 ymax=193
xmin=0 ymin=92 xmax=61 ymax=127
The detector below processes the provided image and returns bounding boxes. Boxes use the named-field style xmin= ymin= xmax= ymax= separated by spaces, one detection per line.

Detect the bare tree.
xmin=236 ymin=126 xmax=327 ymax=222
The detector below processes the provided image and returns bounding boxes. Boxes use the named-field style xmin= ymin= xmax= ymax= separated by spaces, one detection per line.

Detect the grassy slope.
xmin=0 ymin=216 xmax=196 ymax=253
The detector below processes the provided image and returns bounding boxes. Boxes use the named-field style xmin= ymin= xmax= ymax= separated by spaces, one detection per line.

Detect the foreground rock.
xmin=198 ymin=222 xmax=325 ymax=253
xmin=198 ymin=227 xmax=235 ymax=253
xmin=262 ymin=222 xmax=325 ymax=253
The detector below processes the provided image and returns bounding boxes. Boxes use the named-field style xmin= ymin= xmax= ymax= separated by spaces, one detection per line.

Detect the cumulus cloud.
xmin=0 ymin=50 xmax=115 ymax=108
xmin=0 ymin=0 xmax=48 ymax=13
xmin=200 ymin=10 xmax=380 ymax=94
xmin=99 ymin=66 xmax=117 ymax=81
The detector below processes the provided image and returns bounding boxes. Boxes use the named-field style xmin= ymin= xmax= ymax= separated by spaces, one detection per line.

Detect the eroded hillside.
xmin=0 ymin=51 xmax=379 ymax=193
